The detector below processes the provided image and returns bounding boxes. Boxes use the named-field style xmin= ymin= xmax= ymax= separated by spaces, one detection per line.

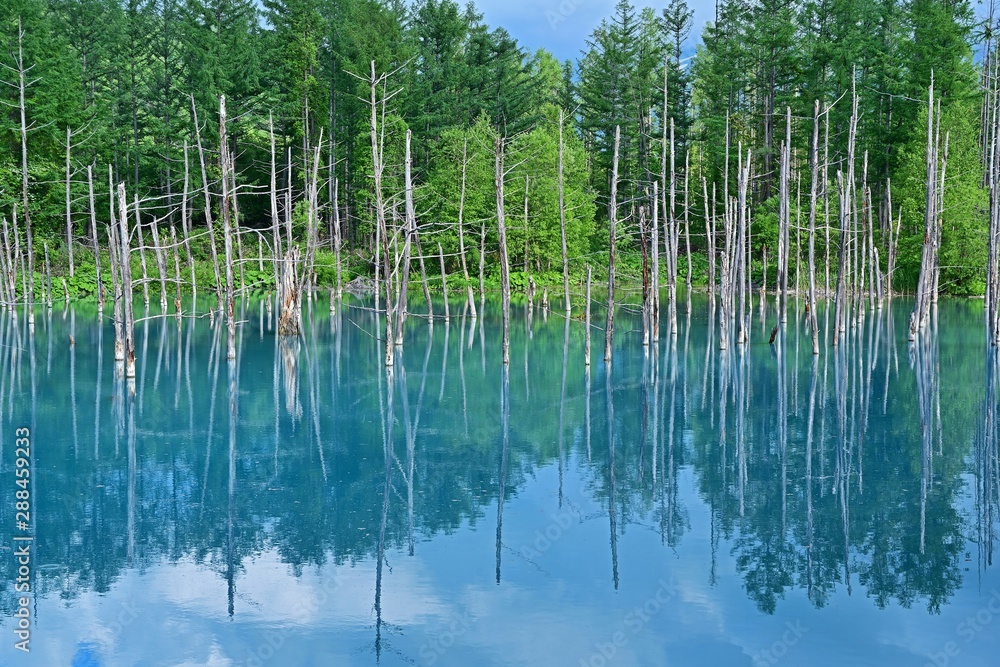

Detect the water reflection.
xmin=0 ymin=295 xmax=998 ymax=665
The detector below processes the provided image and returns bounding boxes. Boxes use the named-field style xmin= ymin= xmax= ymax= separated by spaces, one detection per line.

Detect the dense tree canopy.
xmin=0 ymin=0 xmax=993 ymax=295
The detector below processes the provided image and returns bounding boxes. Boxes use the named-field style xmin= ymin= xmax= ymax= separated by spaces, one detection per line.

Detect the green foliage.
xmin=242 ymin=265 xmax=275 ymax=291
xmin=892 ymin=99 xmax=986 ymax=296
xmin=507 ymin=108 xmax=597 ymax=275
xmin=290 ymin=199 xmax=313 ymax=241
xmin=352 ymin=111 xmax=410 ymax=233
xmin=66 ymin=261 xmax=98 ymax=299
xmin=753 ymin=196 xmax=780 ymax=285
xmin=578 ymin=0 xmax=687 ymax=210
xmin=425 ymin=113 xmax=498 ymax=277
xmin=311 ymin=249 xmax=340 ymax=287
xmin=0 ymin=0 xmax=991 ymax=304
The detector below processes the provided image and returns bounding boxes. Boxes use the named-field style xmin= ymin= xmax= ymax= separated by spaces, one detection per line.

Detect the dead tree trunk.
xmin=763 ymin=246 xmax=768 ymax=295
xmin=606 ymin=126 xmax=620 ymax=364
xmin=326 ymin=131 xmax=338 ymax=293
xmin=302 ymin=132 xmax=323 ymax=301
xmin=272 ymin=128 xmax=304 ymax=337
xmin=365 ymin=60 xmax=395 ymax=366
xmin=374 ymin=210 xmax=382 ymax=313
xmin=333 ymin=176 xmax=342 ymax=297
xmin=479 ymin=219 xmax=486 ymax=304
xmin=720 ymin=191 xmax=732 ymax=351
xmin=684 ymin=150 xmax=692 ymax=310
xmin=117 ymin=184 xmax=136 ymax=378
xmin=778 ymin=107 xmax=791 ymax=324
xmin=171 ymin=225 xmax=182 ymax=313
xmin=235 ymin=195 xmax=246 ymax=295
xmin=277 ymin=246 xmax=301 ymax=336
xmin=703 ymin=177 xmax=716 ymax=300
xmin=796 ymin=172 xmax=802 ymax=304
xmin=559 ymin=109 xmax=570 ymax=317
xmin=439 ymin=242 xmax=449 ymax=323
xmin=149 ymin=217 xmax=168 ymax=310
xmin=456 ymin=139 xmax=477 ymax=318
xmin=13 ymin=211 xmax=25 ymax=312
xmin=415 ymin=231 xmax=433 ymax=324
xmin=268 ymin=117 xmax=282 ymax=307
xmin=858 ymin=153 xmax=869 ymax=321
xmin=5 ymin=213 xmax=16 ymax=307
xmin=910 ymin=79 xmax=939 ymax=340
xmin=0 ymin=216 xmax=12 ymax=307
xmin=1 ymin=216 xmax=11 ymax=306
xmin=844 ymin=84 xmax=859 ymax=332
xmin=108 ymin=222 xmax=124 ymax=361
xmin=87 ymin=165 xmax=104 ymax=310
xmin=496 ymin=136 xmax=512 ymax=365
xmin=988 ymin=57 xmax=1000 ymax=343
xmin=286 ymin=148 xmax=293 ymax=250
xmin=668 ymin=119 xmax=678 ymax=336
xmin=191 ymin=96 xmax=223 ymax=309
xmin=886 ymin=179 xmax=901 ymax=301
xmin=661 ymin=57 xmax=672 ymax=335
xmin=652 ymin=181 xmax=660 ymax=340
xmin=523 ymin=175 xmax=530 ymax=275
xmin=808 ymin=101 xmax=821 ymax=355
xmin=134 ymin=197 xmax=150 ymax=308
xmin=220 ymin=96 xmax=237 ymax=359
xmin=641 ymin=203 xmax=650 ymax=347
xmin=11 ymin=23 xmax=35 ymax=324
xmin=736 ymin=144 xmax=750 ymax=345
xmin=181 ymin=141 xmax=195 ymax=298
xmin=397 ymin=128 xmax=419 ymax=341
xmin=833 ymin=171 xmax=850 ymax=347
xmin=43 ymin=242 xmax=51 ymax=308
xmin=823 ymin=110 xmax=831 ymax=298
xmin=933 ymin=130 xmax=949 ymax=307
xmin=66 ymin=126 xmax=74 ymax=277
xmin=585 ymin=265 xmax=592 ymax=366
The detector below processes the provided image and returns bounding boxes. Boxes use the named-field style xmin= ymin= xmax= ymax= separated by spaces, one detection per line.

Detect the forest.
xmin=0 ymin=0 xmax=994 ymax=309
xmin=2 ymin=2 xmax=1000 ymax=656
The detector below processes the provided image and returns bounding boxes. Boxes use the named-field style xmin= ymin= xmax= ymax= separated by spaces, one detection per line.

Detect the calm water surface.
xmin=0 ymin=294 xmax=998 ymax=667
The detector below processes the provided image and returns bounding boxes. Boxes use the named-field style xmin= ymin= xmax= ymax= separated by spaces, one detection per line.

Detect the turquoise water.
xmin=0 ymin=293 xmax=998 ymax=667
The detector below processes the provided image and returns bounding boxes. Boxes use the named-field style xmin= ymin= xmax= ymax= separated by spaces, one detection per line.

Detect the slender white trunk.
xmin=496 ymin=136 xmax=511 ymax=365
xmin=606 ymin=126 xmax=620 ymax=363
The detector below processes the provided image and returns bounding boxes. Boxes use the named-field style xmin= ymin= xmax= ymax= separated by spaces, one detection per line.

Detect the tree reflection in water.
xmin=0 ymin=294 xmax=995 ymax=626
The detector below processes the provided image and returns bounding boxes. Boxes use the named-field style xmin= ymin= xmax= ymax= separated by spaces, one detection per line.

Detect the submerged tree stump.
xmin=277 ymin=246 xmax=301 ymax=336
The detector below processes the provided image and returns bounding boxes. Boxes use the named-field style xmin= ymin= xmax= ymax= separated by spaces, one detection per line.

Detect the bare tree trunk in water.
xmin=220 ymin=96 xmax=237 ymax=359
xmin=606 ymin=126 xmax=620 ymax=363
xmin=808 ymin=101 xmax=821 ymax=355
xmin=496 ymin=136 xmax=511 ymax=365
xmin=559 ymin=110 xmax=570 ymax=316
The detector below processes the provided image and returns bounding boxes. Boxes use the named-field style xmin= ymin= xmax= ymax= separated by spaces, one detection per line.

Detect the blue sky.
xmin=471 ymin=0 xmax=716 ymax=64
xmin=473 ymin=0 xmax=996 ymax=66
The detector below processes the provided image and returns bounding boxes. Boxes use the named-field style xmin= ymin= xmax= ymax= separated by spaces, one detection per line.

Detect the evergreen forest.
xmin=0 ymin=0 xmax=994 ymax=303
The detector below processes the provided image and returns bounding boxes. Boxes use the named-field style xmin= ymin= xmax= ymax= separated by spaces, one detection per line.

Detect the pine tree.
xmin=579 ymin=0 xmax=663 ymax=211
xmin=661 ymin=0 xmax=693 ymax=151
